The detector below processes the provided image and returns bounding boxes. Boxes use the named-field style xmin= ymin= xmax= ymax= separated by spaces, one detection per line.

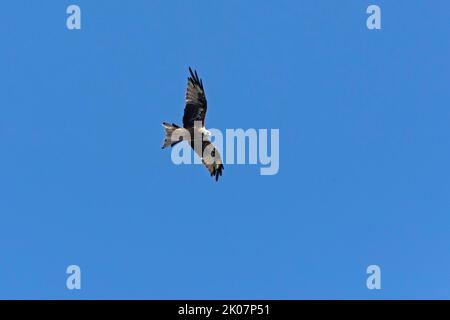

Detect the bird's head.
xmin=200 ymin=127 xmax=212 ymax=137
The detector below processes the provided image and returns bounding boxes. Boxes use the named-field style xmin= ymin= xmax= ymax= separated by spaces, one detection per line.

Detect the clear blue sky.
xmin=1 ymin=0 xmax=449 ymax=299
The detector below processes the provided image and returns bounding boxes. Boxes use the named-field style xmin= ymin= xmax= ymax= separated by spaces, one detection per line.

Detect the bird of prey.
xmin=162 ymin=68 xmax=224 ymax=181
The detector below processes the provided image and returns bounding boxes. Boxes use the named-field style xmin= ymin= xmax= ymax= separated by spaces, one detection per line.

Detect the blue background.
xmin=0 ymin=0 xmax=449 ymax=299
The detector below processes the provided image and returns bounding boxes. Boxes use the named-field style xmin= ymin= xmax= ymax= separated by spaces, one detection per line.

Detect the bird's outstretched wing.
xmin=191 ymin=139 xmax=224 ymax=181
xmin=183 ymin=67 xmax=207 ymax=128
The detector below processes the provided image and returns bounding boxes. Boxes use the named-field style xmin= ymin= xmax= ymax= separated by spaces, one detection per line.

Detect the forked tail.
xmin=162 ymin=122 xmax=183 ymax=148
